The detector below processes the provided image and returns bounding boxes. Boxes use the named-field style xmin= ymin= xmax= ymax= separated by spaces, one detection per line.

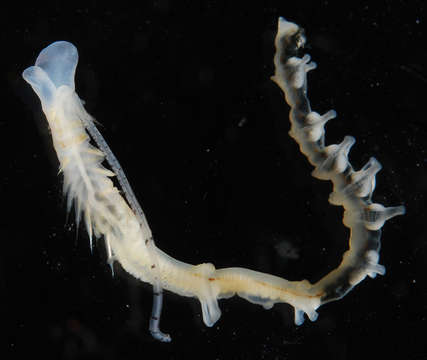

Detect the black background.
xmin=3 ymin=1 xmax=426 ymax=359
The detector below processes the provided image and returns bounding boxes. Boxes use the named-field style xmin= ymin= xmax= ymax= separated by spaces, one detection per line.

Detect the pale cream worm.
xmin=22 ymin=17 xmax=405 ymax=341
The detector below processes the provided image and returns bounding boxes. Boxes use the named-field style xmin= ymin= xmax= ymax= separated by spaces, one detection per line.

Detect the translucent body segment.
xmin=342 ymin=203 xmax=406 ymax=230
xmin=303 ymin=110 xmax=336 ymax=142
xmin=363 ymin=204 xmax=406 ymax=231
xmin=312 ymin=136 xmax=355 ymax=180
xmin=329 ymin=157 xmax=382 ymax=205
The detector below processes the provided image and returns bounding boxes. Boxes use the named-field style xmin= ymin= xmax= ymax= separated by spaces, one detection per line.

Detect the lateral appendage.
xmin=270 ymin=18 xmax=405 ymax=310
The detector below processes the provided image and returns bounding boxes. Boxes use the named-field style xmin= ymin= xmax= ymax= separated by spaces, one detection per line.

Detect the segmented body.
xmin=22 ymin=18 xmax=405 ymax=341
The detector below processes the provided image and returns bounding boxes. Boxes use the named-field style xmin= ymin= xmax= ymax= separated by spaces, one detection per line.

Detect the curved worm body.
xmin=22 ymin=17 xmax=405 ymax=340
